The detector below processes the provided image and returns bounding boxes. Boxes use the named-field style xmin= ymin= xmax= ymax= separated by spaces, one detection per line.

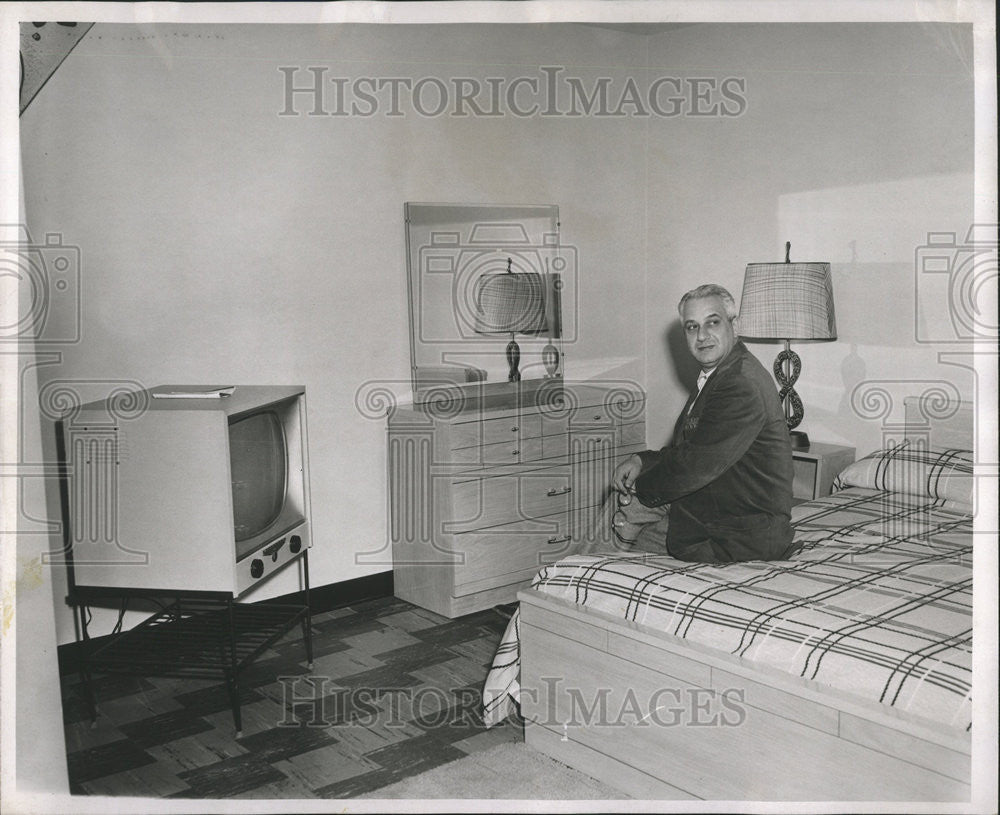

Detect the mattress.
xmin=483 ymin=487 xmax=972 ymax=731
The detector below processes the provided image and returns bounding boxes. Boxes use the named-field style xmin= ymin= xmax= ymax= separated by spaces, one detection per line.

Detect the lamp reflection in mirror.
xmin=738 ymin=243 xmax=837 ymax=450
xmin=473 ymin=259 xmax=548 ymax=382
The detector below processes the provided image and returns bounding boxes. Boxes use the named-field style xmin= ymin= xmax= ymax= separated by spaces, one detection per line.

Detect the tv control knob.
xmin=250 ymin=558 xmax=264 ymax=579
xmin=289 ymin=535 xmax=302 ymax=554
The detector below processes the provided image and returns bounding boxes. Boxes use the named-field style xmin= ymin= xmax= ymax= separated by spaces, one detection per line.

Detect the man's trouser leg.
xmin=612 ymin=491 xmax=669 ymax=552
xmin=573 ymin=489 xmax=669 ymax=556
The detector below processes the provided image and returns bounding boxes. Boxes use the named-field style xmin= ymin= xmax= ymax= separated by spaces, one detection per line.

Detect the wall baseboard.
xmin=262 ymin=569 xmax=394 ymax=612
xmin=57 ymin=570 xmax=394 ymax=677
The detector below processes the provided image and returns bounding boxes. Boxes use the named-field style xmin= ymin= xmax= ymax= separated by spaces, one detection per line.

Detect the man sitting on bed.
xmin=611 ymin=283 xmax=798 ymax=562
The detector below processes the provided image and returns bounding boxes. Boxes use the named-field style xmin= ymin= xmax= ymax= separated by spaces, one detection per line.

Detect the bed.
xmin=482 ymin=397 xmax=976 ymax=801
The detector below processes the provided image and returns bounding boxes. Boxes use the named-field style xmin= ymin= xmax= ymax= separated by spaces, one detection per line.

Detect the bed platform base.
xmin=518 ymin=590 xmax=971 ymax=802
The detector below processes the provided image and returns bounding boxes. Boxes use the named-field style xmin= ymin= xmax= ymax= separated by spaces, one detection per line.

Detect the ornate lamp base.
xmin=774 ymin=341 xmax=809 ymax=450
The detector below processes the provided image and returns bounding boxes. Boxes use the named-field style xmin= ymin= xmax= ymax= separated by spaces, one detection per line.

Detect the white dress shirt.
xmin=689 ymin=367 xmax=715 ymax=413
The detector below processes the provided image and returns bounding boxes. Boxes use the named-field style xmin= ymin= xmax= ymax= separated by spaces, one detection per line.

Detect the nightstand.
xmin=791 ymin=442 xmax=856 ymax=504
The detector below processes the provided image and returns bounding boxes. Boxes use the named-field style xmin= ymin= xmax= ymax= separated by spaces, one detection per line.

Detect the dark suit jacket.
xmin=633 ymin=341 xmax=797 ymax=562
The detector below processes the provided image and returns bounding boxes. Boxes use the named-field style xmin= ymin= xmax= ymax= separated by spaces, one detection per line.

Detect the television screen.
xmin=230 ymin=411 xmax=286 ymax=551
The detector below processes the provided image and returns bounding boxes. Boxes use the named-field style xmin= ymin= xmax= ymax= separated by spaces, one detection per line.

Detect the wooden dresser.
xmin=388 ymin=382 xmax=646 ymax=617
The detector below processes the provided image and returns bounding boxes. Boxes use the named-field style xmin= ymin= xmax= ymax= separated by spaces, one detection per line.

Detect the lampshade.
xmin=738 ymin=262 xmax=837 ymax=341
xmin=473 ymin=272 xmax=548 ymax=335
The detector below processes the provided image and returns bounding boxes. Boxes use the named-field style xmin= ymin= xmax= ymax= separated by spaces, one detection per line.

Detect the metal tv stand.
xmin=68 ymin=551 xmax=314 ymax=737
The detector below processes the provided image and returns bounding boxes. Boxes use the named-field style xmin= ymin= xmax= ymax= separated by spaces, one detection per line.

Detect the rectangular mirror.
xmin=404 ymin=202 xmax=568 ymax=401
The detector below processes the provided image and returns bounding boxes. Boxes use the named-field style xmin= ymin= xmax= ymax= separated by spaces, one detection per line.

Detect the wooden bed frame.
xmin=517 ymin=398 xmax=974 ymax=801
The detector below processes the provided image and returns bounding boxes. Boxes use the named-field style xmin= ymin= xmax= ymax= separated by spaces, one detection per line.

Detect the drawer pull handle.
xmin=546 ymin=486 xmax=572 ymax=496
xmin=511 ymin=426 xmax=518 ymax=432
xmin=594 ymin=414 xmax=602 ymax=420
xmin=547 ymin=535 xmax=572 ymax=545
xmin=512 ymin=450 xmax=520 ymax=456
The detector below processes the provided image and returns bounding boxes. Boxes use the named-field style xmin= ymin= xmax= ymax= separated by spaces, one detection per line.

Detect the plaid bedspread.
xmin=482 ymin=487 xmax=972 ymax=731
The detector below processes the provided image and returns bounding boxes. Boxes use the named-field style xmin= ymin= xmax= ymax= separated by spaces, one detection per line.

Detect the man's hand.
xmin=612 ymin=453 xmax=643 ymax=494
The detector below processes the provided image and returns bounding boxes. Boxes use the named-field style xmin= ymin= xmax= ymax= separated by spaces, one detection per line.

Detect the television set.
xmin=59 ymin=385 xmax=311 ymax=597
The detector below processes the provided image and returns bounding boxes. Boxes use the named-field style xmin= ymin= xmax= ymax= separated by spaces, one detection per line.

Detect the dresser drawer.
xmin=545 ymin=431 xmax=618 ymax=462
xmin=541 ymin=414 xmax=570 ymax=438
xmin=452 ymin=511 xmax=577 ymax=593
xmin=571 ymin=406 xmax=616 ymax=428
xmin=449 ymin=469 xmax=573 ymax=532
xmin=541 ymin=406 xmax=616 ymax=434
xmin=541 ymin=403 xmax=644 ymax=459
xmin=450 ymin=436 xmax=544 ymax=467
xmin=450 ymin=413 xmax=542 ymax=449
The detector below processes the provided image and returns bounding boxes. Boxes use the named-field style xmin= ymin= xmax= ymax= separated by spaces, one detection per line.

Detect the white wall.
xmin=8 ymin=219 xmax=70 ymax=798
xmin=19 ymin=23 xmax=650 ymax=642
xmin=20 ymin=22 xmax=977 ymax=643
xmin=642 ymin=23 xmax=976 ymax=455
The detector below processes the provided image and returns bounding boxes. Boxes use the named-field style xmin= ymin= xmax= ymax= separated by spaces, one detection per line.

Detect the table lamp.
xmin=738 ymin=242 xmax=837 ymax=449
xmin=473 ymin=259 xmax=548 ymax=382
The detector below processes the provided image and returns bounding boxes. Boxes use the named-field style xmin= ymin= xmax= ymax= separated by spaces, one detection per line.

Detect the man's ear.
xmin=732 ymin=315 xmax=740 ymax=336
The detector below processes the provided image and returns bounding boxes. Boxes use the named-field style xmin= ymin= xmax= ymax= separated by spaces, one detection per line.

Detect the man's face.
xmin=681 ymin=295 xmax=739 ymax=370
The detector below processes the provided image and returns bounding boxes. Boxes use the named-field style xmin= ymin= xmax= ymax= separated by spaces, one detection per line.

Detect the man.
xmin=611 ymin=284 xmax=797 ymax=562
